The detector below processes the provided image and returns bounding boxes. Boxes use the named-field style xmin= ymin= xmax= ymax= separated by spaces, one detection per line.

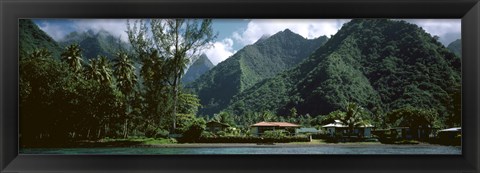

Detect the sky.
xmin=33 ymin=19 xmax=461 ymax=65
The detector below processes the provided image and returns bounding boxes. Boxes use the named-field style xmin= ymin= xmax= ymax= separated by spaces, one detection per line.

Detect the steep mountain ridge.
xmin=19 ymin=19 xmax=63 ymax=58
xmin=59 ymin=30 xmax=130 ymax=60
xmin=187 ymin=29 xmax=329 ymax=116
xmin=227 ymin=19 xmax=460 ymax=125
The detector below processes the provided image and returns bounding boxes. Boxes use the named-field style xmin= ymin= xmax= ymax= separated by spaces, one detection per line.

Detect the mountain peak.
xmin=192 ymin=54 xmax=214 ymax=67
xmin=278 ymin=28 xmax=298 ymax=36
xmin=182 ymin=54 xmax=214 ymax=84
xmin=282 ymin=28 xmax=293 ymax=33
xmin=59 ymin=29 xmax=131 ymax=60
xmin=278 ymin=29 xmax=304 ymax=39
xmin=188 ymin=27 xmax=329 ymax=116
xmin=253 ymin=29 xmax=304 ymax=46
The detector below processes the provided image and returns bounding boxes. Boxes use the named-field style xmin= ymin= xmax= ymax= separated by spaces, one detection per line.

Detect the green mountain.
xmin=59 ymin=30 xmax=130 ymax=60
xmin=181 ymin=54 xmax=215 ymax=84
xmin=447 ymin=39 xmax=461 ymax=57
xmin=19 ymin=19 xmax=63 ymax=58
xmin=227 ymin=19 xmax=461 ymax=123
xmin=187 ymin=29 xmax=329 ymax=116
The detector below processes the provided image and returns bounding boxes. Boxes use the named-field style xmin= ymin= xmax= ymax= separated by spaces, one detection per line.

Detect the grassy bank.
xmin=22 ymin=137 xmax=177 ymax=148
xmin=24 ymin=138 xmax=448 ymax=149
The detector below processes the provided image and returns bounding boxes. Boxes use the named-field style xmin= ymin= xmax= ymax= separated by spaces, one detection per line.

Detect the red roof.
xmin=251 ymin=122 xmax=301 ymax=127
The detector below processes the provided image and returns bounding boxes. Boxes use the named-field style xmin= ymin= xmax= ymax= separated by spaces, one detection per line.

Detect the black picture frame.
xmin=1 ymin=0 xmax=479 ymax=172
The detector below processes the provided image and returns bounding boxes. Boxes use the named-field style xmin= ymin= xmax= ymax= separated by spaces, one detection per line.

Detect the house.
xmin=436 ymin=127 xmax=461 ymax=145
xmin=390 ymin=126 xmax=439 ymax=139
xmin=206 ymin=121 xmax=230 ymax=134
xmin=437 ymin=127 xmax=461 ymax=140
xmin=250 ymin=122 xmax=301 ymax=136
xmin=322 ymin=120 xmax=374 ymax=138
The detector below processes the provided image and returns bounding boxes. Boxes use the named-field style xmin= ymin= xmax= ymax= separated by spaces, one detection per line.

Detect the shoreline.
xmin=135 ymin=142 xmax=447 ymax=148
xmin=22 ymin=140 xmax=459 ymax=149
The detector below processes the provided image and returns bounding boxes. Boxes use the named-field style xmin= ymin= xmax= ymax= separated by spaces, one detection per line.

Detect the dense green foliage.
xmin=188 ymin=29 xmax=329 ymax=116
xmin=386 ymin=107 xmax=440 ymax=129
xmin=127 ymin=19 xmax=217 ymax=130
xmin=19 ymin=19 xmax=461 ymax=147
xmin=227 ymin=19 xmax=461 ymax=128
xmin=20 ymin=48 xmax=123 ymax=145
xmin=19 ymin=19 xmax=63 ymax=59
xmin=19 ymin=47 xmax=208 ymax=146
xmin=19 ymin=20 xmax=214 ymax=146
xmin=334 ymin=103 xmax=370 ymax=135
xmin=181 ymin=54 xmax=214 ymax=84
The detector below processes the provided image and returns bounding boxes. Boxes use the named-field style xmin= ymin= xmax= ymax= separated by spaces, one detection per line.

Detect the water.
xmin=20 ymin=145 xmax=461 ymax=155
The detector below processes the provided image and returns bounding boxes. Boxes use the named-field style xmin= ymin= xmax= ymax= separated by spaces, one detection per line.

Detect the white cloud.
xmin=402 ymin=19 xmax=461 ymax=45
xmin=232 ymin=19 xmax=350 ymax=46
xmin=35 ymin=19 xmax=129 ymax=42
xmin=37 ymin=21 xmax=69 ymax=41
xmin=203 ymin=38 xmax=235 ymax=65
xmin=72 ymin=19 xmax=129 ymax=42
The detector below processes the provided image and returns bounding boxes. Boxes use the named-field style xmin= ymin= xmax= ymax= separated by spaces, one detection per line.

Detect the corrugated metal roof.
xmin=322 ymin=120 xmax=373 ymax=128
xmin=251 ymin=122 xmax=301 ymax=127
xmin=438 ymin=127 xmax=461 ymax=132
xmin=322 ymin=123 xmax=347 ymax=128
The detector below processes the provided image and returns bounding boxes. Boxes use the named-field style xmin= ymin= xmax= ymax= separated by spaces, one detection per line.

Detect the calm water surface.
xmin=21 ymin=145 xmax=461 ymax=155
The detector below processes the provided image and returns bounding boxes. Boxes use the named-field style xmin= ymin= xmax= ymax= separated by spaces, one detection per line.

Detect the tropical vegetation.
xmin=19 ymin=18 xmax=461 ymax=147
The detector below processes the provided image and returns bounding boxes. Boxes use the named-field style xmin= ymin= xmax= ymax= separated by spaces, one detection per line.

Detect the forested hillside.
xmin=19 ymin=19 xmax=63 ymax=58
xmin=188 ymin=29 xmax=328 ymax=116
xmin=59 ymin=30 xmax=131 ymax=60
xmin=447 ymin=39 xmax=461 ymax=57
xmin=227 ymin=19 xmax=461 ymax=127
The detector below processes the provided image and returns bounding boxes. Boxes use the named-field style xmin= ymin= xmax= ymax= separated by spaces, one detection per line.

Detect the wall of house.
xmin=326 ymin=127 xmax=335 ymax=136
xmin=208 ymin=125 xmax=223 ymax=133
xmin=250 ymin=127 xmax=258 ymax=136
xmin=364 ymin=127 xmax=372 ymax=137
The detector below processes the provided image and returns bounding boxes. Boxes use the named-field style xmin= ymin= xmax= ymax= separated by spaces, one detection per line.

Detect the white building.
xmin=322 ymin=120 xmax=374 ymax=138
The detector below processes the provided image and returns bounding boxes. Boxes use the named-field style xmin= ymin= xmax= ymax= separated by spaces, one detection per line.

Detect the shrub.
xmin=263 ymin=130 xmax=287 ymax=139
xmin=144 ymin=126 xmax=157 ymax=138
xmin=216 ymin=130 xmax=227 ymax=137
xmin=201 ymin=131 xmax=215 ymax=138
xmin=197 ymin=136 xmax=310 ymax=143
xmin=144 ymin=126 xmax=169 ymax=139
xmin=178 ymin=118 xmax=206 ymax=143
xmin=155 ymin=129 xmax=170 ymax=138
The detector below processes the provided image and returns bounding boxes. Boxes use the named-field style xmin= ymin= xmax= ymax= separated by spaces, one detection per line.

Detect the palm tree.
xmin=113 ymin=52 xmax=137 ymax=138
xmin=61 ymin=44 xmax=83 ymax=73
xmin=113 ymin=52 xmax=137 ymax=96
xmin=28 ymin=48 xmax=52 ymax=59
xmin=257 ymin=110 xmax=277 ymax=122
xmin=83 ymin=56 xmax=113 ymax=85
xmin=84 ymin=58 xmax=101 ymax=81
xmin=83 ymin=55 xmax=115 ymax=138
xmin=96 ymin=55 xmax=114 ymax=85
xmin=338 ymin=102 xmax=368 ymax=138
xmin=212 ymin=111 xmax=235 ymax=126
